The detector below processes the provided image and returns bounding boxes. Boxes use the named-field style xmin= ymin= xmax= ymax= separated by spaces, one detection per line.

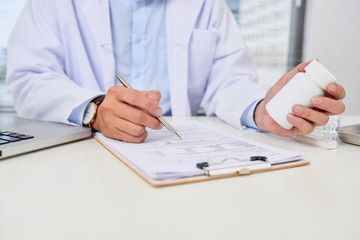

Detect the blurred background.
xmin=0 ymin=0 xmax=26 ymax=113
xmin=0 ymin=0 xmax=359 ymax=115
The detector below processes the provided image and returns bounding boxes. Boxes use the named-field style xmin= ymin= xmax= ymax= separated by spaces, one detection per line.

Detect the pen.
xmin=116 ymin=75 xmax=182 ymax=140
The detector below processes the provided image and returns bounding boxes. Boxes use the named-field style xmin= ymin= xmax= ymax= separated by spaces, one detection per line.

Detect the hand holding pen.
xmin=116 ymin=75 xmax=182 ymax=140
xmin=91 ymin=77 xmax=174 ymax=143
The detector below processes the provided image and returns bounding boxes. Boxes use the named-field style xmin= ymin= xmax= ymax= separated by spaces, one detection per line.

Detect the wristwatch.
xmin=82 ymin=96 xmax=105 ymax=129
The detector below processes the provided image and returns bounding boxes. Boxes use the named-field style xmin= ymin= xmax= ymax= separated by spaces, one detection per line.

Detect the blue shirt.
xmin=109 ymin=0 xmax=171 ymax=115
xmin=68 ymin=0 xmax=259 ymax=129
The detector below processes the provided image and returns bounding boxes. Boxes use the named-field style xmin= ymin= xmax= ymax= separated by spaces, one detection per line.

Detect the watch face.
xmin=83 ymin=102 xmax=96 ymax=125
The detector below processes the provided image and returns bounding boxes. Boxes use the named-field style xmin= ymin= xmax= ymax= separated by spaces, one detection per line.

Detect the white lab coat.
xmin=6 ymin=0 xmax=267 ymax=129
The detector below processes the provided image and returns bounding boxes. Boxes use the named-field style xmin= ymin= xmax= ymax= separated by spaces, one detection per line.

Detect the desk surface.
xmin=0 ymin=116 xmax=360 ymax=240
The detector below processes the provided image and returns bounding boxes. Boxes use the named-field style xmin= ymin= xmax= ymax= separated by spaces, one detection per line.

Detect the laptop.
xmin=0 ymin=114 xmax=91 ymax=159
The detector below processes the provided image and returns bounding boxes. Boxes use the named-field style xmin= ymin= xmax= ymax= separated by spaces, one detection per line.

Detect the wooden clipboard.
xmin=94 ymin=135 xmax=309 ymax=188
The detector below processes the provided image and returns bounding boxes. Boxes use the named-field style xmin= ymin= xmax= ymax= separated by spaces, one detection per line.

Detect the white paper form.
xmin=95 ymin=121 xmax=302 ymax=180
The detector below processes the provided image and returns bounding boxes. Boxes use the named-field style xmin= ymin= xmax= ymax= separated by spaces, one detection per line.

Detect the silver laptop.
xmin=0 ymin=114 xmax=91 ymax=159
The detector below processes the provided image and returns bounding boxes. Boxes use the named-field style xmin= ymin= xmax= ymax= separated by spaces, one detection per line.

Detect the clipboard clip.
xmin=196 ymin=156 xmax=271 ymax=177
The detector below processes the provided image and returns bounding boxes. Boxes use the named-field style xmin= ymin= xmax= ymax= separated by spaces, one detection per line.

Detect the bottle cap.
xmin=305 ymin=59 xmax=338 ymax=89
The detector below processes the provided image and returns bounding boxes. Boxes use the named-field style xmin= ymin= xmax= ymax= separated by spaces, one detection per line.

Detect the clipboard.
xmin=94 ymin=135 xmax=309 ymax=188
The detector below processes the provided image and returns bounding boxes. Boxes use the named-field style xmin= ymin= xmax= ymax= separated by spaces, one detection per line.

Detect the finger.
xmin=105 ymin=126 xmax=149 ymax=143
xmin=97 ymin=87 xmax=162 ymax=130
xmin=141 ymin=90 xmax=161 ymax=103
xmin=277 ymin=60 xmax=313 ymax=86
xmin=326 ymin=83 xmax=346 ymax=100
xmin=105 ymin=115 xmax=148 ymax=136
xmin=93 ymin=109 xmax=149 ymax=143
xmin=113 ymin=87 xmax=163 ymax=117
xmin=114 ymin=101 xmax=162 ymax=130
xmin=95 ymin=104 xmax=148 ymax=135
xmin=292 ymin=105 xmax=329 ymax=126
xmin=311 ymin=96 xmax=345 ymax=115
xmin=116 ymin=130 xmax=148 ymax=143
xmin=122 ymin=88 xmax=163 ymax=116
xmin=287 ymin=113 xmax=314 ymax=136
xmin=95 ymin=106 xmax=155 ymax=143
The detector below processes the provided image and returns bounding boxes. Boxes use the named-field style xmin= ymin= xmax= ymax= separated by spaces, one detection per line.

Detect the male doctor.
xmin=6 ymin=0 xmax=345 ymax=143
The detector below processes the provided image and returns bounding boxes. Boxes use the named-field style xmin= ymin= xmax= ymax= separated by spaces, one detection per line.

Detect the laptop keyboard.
xmin=0 ymin=130 xmax=34 ymax=145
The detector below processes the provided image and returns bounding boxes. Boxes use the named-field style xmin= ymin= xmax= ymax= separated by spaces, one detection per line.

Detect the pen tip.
xmin=176 ymin=133 xmax=182 ymax=140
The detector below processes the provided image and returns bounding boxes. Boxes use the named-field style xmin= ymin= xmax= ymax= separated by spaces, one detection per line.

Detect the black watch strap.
xmin=92 ymin=95 xmax=105 ymax=105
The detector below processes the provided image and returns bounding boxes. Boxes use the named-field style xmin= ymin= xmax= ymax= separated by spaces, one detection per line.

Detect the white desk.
xmin=0 ymin=116 xmax=359 ymax=240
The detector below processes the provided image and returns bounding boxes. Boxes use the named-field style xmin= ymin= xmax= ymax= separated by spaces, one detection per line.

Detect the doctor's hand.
xmin=253 ymin=61 xmax=346 ymax=137
xmin=92 ymin=86 xmax=163 ymax=143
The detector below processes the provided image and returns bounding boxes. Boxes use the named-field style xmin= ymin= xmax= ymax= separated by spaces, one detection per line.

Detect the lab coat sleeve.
xmin=6 ymin=0 xmax=103 ymax=124
xmin=201 ymin=0 xmax=267 ymax=129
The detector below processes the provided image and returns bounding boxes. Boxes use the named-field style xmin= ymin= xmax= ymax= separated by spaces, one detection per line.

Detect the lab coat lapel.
xmin=77 ymin=0 xmax=115 ymax=91
xmin=167 ymin=0 xmax=205 ymax=116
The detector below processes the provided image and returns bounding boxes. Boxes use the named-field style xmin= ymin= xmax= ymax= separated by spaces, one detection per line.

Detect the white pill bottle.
xmin=266 ymin=59 xmax=338 ymax=129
